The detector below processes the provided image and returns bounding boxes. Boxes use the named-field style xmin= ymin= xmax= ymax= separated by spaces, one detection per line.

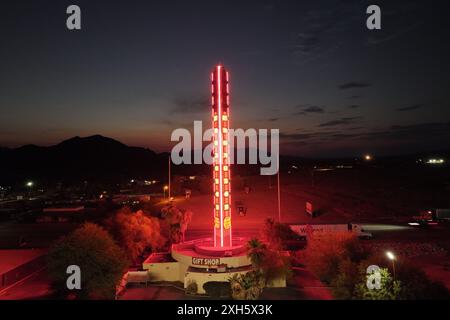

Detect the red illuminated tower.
xmin=211 ymin=65 xmax=232 ymax=247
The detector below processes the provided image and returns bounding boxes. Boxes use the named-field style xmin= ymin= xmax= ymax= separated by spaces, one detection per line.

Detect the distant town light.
xmin=386 ymin=251 xmax=395 ymax=261
xmin=426 ymin=158 xmax=444 ymax=164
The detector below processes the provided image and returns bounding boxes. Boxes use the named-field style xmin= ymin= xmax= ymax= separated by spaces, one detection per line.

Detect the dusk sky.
xmin=1 ymin=0 xmax=449 ymax=157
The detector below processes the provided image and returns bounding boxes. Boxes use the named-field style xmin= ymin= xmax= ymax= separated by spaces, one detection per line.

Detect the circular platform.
xmin=193 ymin=238 xmax=246 ymax=257
xmin=171 ymin=237 xmax=251 ymax=269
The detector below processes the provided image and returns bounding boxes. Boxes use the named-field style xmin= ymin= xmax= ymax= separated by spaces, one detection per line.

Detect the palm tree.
xmin=246 ymin=238 xmax=267 ymax=270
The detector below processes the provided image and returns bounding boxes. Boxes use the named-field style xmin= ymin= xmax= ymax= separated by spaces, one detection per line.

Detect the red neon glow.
xmin=211 ymin=65 xmax=232 ymax=247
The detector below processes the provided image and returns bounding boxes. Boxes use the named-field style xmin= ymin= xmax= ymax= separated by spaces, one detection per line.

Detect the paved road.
xmin=0 ymin=222 xmax=77 ymax=248
xmin=0 ymin=268 xmax=51 ymax=300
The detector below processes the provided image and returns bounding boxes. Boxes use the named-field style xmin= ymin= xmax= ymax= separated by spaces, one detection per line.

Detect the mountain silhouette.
xmin=0 ymin=135 xmax=167 ymax=184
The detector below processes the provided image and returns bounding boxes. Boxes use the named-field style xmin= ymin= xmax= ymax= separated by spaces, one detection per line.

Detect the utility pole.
xmin=277 ymin=167 xmax=281 ymax=222
xmin=168 ymin=155 xmax=171 ymax=199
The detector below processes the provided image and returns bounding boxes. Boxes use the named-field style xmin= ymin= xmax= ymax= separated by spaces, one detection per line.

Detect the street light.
xmin=386 ymin=251 xmax=396 ymax=278
xmin=163 ymin=185 xmax=169 ymax=199
xmin=26 ymin=181 xmax=34 ymax=188
xmin=364 ymin=154 xmax=372 ymax=161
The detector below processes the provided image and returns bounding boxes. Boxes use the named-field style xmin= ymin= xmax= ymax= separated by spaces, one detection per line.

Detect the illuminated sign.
xmin=192 ymin=257 xmax=221 ymax=266
xmin=211 ymin=65 xmax=232 ymax=247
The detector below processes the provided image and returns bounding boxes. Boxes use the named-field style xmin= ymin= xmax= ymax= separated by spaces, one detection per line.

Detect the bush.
xmin=186 ymin=280 xmax=198 ymax=295
xmin=229 ymin=271 xmax=265 ymax=300
xmin=354 ymin=268 xmax=402 ymax=300
xmin=47 ymin=223 xmax=128 ymax=299
xmin=161 ymin=205 xmax=193 ymax=244
xmin=246 ymin=238 xmax=292 ymax=284
xmin=304 ymin=232 xmax=362 ymax=283
xmin=203 ymin=281 xmax=231 ymax=298
xmin=106 ymin=207 xmax=166 ymax=264
xmin=310 ymin=240 xmax=450 ymax=300
xmin=262 ymin=218 xmax=299 ymax=248
xmin=331 ymin=258 xmax=361 ymax=299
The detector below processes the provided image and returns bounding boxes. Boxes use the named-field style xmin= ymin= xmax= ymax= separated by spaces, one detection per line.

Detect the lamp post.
xmin=26 ymin=181 xmax=34 ymax=198
xmin=163 ymin=185 xmax=169 ymax=199
xmin=386 ymin=251 xmax=396 ymax=279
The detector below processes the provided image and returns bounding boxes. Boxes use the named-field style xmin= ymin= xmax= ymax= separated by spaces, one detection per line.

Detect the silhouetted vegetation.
xmin=47 ymin=223 xmax=128 ymax=299
xmin=106 ymin=207 xmax=166 ymax=264
xmin=304 ymin=233 xmax=450 ymax=299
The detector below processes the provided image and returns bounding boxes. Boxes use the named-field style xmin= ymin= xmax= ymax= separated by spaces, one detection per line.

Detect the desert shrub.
xmin=329 ymin=248 xmax=450 ymax=300
xmin=304 ymin=232 xmax=362 ymax=283
xmin=246 ymin=238 xmax=292 ymax=283
xmin=331 ymin=258 xmax=362 ymax=299
xmin=354 ymin=268 xmax=402 ymax=300
xmin=262 ymin=218 xmax=299 ymax=248
xmin=229 ymin=271 xmax=265 ymax=300
xmin=186 ymin=280 xmax=198 ymax=295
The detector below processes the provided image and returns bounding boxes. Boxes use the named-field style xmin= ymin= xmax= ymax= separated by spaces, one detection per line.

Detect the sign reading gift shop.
xmin=192 ymin=257 xmax=220 ymax=266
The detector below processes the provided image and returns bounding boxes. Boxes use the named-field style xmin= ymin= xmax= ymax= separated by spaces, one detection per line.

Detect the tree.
xmin=161 ymin=205 xmax=193 ymax=244
xmin=246 ymin=238 xmax=267 ymax=269
xmin=246 ymin=238 xmax=292 ymax=286
xmin=354 ymin=268 xmax=402 ymax=300
xmin=262 ymin=218 xmax=299 ymax=248
xmin=107 ymin=207 xmax=166 ymax=264
xmin=47 ymin=223 xmax=128 ymax=299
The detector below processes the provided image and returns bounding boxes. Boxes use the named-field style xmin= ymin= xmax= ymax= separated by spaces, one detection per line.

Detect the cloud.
xmin=172 ymin=96 xmax=209 ymax=113
xmin=287 ymin=7 xmax=353 ymax=64
xmin=304 ymin=105 xmax=325 ymax=113
xmin=396 ymin=104 xmax=422 ymax=112
xmin=280 ymin=133 xmax=313 ymax=140
xmin=390 ymin=122 xmax=450 ymax=134
xmin=294 ymin=104 xmax=325 ymax=115
xmin=277 ymin=121 xmax=450 ymax=157
xmin=366 ymin=1 xmax=426 ymax=46
xmin=267 ymin=118 xmax=279 ymax=122
xmin=338 ymin=82 xmax=371 ymax=90
xmin=348 ymin=105 xmax=361 ymax=109
xmin=355 ymin=122 xmax=450 ymax=143
xmin=367 ymin=21 xmax=424 ymax=45
xmin=318 ymin=117 xmax=363 ymax=127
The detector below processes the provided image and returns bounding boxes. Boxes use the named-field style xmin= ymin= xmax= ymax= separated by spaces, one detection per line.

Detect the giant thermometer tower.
xmin=211 ymin=65 xmax=232 ymax=248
